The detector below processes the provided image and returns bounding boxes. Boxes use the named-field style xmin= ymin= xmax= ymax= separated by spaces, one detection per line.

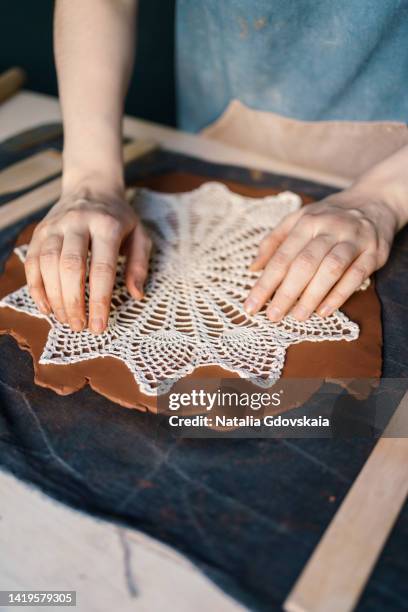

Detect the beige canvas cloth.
xmin=202 ymin=100 xmax=408 ymax=183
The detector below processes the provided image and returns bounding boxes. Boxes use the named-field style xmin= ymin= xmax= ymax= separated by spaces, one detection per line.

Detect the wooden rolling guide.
xmin=0 ymin=139 xmax=157 ymax=230
xmin=0 ymin=150 xmax=62 ymax=196
xmin=285 ymin=391 xmax=408 ymax=612
xmin=0 ymin=67 xmax=26 ymax=105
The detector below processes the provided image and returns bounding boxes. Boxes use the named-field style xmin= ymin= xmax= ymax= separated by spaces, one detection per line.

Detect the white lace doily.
xmin=0 ymin=182 xmax=360 ymax=395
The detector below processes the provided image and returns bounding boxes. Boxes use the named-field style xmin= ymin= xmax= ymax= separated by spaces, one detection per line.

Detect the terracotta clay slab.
xmin=0 ymin=173 xmax=382 ymax=412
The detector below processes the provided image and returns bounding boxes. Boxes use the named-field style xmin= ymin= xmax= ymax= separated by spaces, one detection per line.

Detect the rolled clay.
xmin=0 ymin=173 xmax=382 ymax=412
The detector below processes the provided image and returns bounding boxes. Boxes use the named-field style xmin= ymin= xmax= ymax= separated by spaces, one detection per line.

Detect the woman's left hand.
xmin=244 ymin=188 xmax=398 ymax=321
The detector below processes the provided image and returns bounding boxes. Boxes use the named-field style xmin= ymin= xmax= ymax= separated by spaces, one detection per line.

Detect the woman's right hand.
xmin=25 ymin=185 xmax=152 ymax=334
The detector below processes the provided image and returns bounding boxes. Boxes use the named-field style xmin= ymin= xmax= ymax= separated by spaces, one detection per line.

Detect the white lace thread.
xmin=0 ymin=183 xmax=360 ymax=395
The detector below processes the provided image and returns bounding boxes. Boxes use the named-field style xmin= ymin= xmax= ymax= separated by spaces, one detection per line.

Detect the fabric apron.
xmin=201 ymin=99 xmax=408 ymax=186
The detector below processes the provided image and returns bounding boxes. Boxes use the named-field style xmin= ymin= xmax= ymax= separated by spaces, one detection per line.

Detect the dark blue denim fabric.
xmin=0 ymin=131 xmax=407 ymax=611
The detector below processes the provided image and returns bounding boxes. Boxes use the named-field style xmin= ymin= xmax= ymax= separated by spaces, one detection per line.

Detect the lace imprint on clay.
xmin=0 ymin=183 xmax=360 ymax=395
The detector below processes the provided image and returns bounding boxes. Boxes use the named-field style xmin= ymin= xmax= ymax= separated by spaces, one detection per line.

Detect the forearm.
xmin=348 ymin=144 xmax=408 ymax=231
xmin=54 ymin=0 xmax=138 ymax=194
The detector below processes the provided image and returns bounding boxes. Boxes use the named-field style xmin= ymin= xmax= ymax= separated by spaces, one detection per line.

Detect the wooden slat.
xmin=0 ymin=140 xmax=157 ymax=230
xmin=122 ymin=139 xmax=156 ymax=164
xmin=0 ymin=175 xmax=62 ymax=229
xmin=0 ymin=149 xmax=62 ymax=196
xmin=284 ymin=391 xmax=408 ymax=612
xmin=0 ymin=67 xmax=26 ymax=104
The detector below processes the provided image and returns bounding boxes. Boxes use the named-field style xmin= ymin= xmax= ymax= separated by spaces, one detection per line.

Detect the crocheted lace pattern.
xmin=0 ymin=183 xmax=360 ymax=395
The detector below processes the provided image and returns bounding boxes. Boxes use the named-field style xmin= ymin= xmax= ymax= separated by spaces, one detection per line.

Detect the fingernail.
xmin=90 ymin=318 xmax=104 ymax=334
xmin=70 ymin=318 xmax=84 ymax=332
xmin=267 ymin=306 xmax=281 ymax=322
xmin=291 ymin=304 xmax=308 ymax=320
xmin=244 ymin=297 xmax=258 ymax=315
xmin=134 ymin=281 xmax=144 ymax=297
xmin=318 ymin=305 xmax=331 ymax=317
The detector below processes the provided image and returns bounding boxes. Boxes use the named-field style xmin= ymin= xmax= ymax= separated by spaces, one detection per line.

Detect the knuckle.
xmin=272 ymin=250 xmax=290 ymax=269
xmin=54 ymin=307 xmax=67 ymax=318
xmin=91 ymin=261 xmax=116 ymax=277
xmin=27 ymin=281 xmax=42 ymax=292
xmin=332 ymin=218 xmax=350 ymax=234
xmin=299 ymin=210 xmax=312 ymax=221
xmin=349 ymin=207 xmax=365 ymax=219
xmin=365 ymin=252 xmax=377 ymax=268
xmin=319 ymin=233 xmax=334 ymax=248
xmin=357 ymin=217 xmax=378 ymax=240
xmin=90 ymin=296 xmax=110 ymax=309
xmin=330 ymin=288 xmax=348 ymax=303
xmin=65 ymin=297 xmax=82 ymax=312
xmin=297 ymin=249 xmax=317 ymax=269
xmin=350 ymin=265 xmax=367 ymax=283
xmin=275 ymin=289 xmax=295 ymax=304
xmin=359 ymin=216 xmax=376 ymax=232
xmin=298 ymin=213 xmax=314 ymax=229
xmin=326 ymin=252 xmax=348 ymax=275
xmin=33 ymin=222 xmax=50 ymax=239
xmin=298 ymin=297 xmax=316 ymax=312
xmin=96 ymin=214 xmax=123 ymax=239
xmin=361 ymin=226 xmax=377 ymax=245
xmin=252 ymin=281 xmax=271 ymax=298
xmin=60 ymin=253 xmax=85 ymax=272
xmin=24 ymin=255 xmax=38 ymax=270
xmin=40 ymin=248 xmax=60 ymax=263
xmin=49 ymin=297 xmax=64 ymax=310
xmin=64 ymin=210 xmax=82 ymax=223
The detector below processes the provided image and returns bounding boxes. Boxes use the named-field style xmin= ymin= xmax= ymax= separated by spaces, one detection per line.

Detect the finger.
xmin=293 ymin=241 xmax=359 ymax=320
xmin=24 ymin=238 xmax=51 ymax=315
xmin=250 ymin=211 xmax=300 ymax=271
xmin=125 ymin=224 xmax=152 ymax=300
xmin=39 ymin=234 xmax=66 ymax=323
xmin=88 ymin=236 xmax=121 ymax=334
xmin=317 ymin=253 xmax=376 ymax=317
xmin=265 ymin=234 xmax=335 ymax=321
xmin=244 ymin=226 xmax=312 ymax=315
xmin=59 ymin=231 xmax=89 ymax=331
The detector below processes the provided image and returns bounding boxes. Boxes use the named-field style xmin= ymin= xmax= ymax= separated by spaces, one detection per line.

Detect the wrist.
xmin=346 ymin=181 xmax=403 ymax=233
xmin=324 ymin=184 xmax=399 ymax=242
xmin=62 ymin=162 xmax=125 ymax=197
xmin=338 ymin=182 xmax=399 ymax=233
xmin=61 ymin=122 xmax=125 ymax=196
xmin=61 ymin=168 xmax=125 ymax=202
xmin=349 ymin=151 xmax=408 ymax=231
